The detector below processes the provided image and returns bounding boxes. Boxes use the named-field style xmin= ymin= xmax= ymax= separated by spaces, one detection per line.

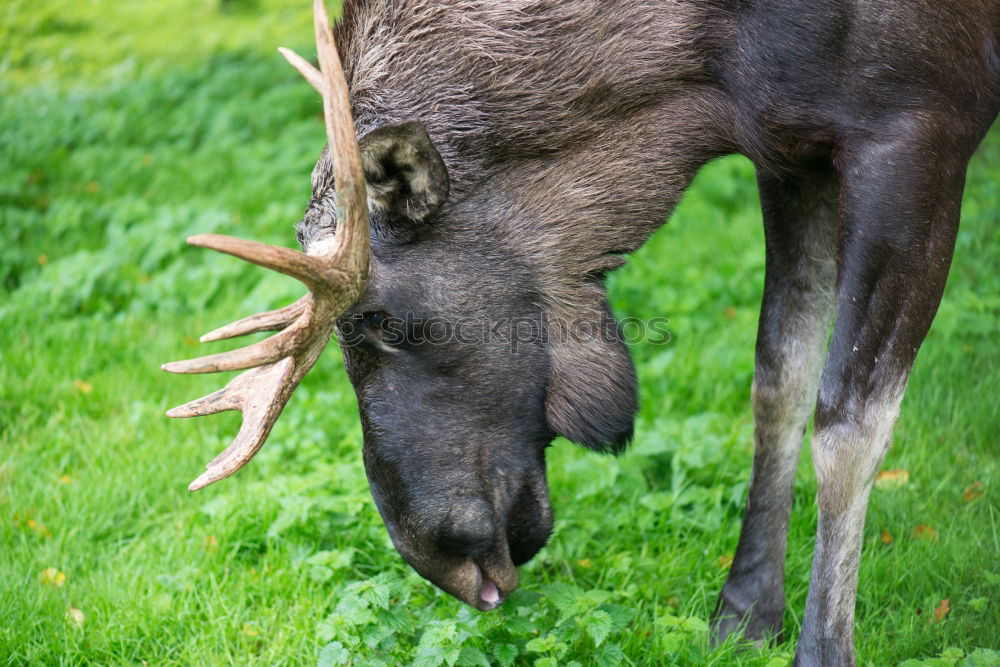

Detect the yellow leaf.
xmin=881 ymin=530 xmax=893 ymax=544
xmin=37 ymin=254 xmax=48 ymax=266
xmin=73 ymin=379 xmax=93 ymax=394
xmin=204 ymin=535 xmax=219 ymax=552
xmin=40 ymin=568 xmax=66 ymax=587
xmin=962 ymin=481 xmax=984 ymax=502
xmin=66 ymin=607 xmax=85 ymax=628
xmin=58 ymin=475 xmax=72 ymax=485
xmin=718 ymin=555 xmax=734 ymax=569
xmin=242 ymin=623 xmax=259 ymax=637
xmin=875 ymin=469 xmax=909 ymax=489
xmin=913 ymin=524 xmax=937 ymax=540
xmin=576 ymin=558 xmax=593 ymax=569
xmin=933 ymin=598 xmax=950 ymax=623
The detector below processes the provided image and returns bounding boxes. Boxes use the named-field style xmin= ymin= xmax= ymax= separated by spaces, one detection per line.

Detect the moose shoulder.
xmin=165 ymin=0 xmax=1000 ymax=664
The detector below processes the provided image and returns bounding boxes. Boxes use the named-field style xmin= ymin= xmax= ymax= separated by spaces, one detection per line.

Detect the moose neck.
xmin=456 ymin=88 xmax=732 ymax=282
xmin=338 ymin=0 xmax=732 ymax=269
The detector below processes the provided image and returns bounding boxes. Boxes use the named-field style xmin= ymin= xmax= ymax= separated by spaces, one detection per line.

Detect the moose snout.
xmin=430 ymin=551 xmax=520 ymax=612
xmin=399 ymin=504 xmax=526 ymax=611
xmin=360 ymin=420 xmax=555 ymax=611
xmin=376 ymin=483 xmax=552 ymax=611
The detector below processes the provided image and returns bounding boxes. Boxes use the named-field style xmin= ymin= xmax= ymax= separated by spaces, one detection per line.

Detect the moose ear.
xmin=544 ymin=295 xmax=638 ymax=453
xmin=360 ymin=121 xmax=449 ymax=227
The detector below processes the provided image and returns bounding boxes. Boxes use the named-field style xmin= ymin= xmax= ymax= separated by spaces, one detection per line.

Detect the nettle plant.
xmin=314 ymin=574 xmax=666 ymax=667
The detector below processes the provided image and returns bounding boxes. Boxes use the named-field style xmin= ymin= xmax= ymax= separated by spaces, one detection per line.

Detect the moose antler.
xmin=162 ymin=0 xmax=369 ymax=492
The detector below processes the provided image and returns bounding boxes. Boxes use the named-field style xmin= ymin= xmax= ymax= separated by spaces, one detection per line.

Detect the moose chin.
xmin=164 ymin=1 xmax=1000 ymax=664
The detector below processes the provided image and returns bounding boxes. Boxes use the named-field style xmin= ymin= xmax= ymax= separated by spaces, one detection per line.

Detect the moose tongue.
xmin=480 ymin=578 xmax=500 ymax=605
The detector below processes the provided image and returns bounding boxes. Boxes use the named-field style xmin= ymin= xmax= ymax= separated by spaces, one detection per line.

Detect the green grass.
xmin=1 ymin=1 xmax=998 ymax=665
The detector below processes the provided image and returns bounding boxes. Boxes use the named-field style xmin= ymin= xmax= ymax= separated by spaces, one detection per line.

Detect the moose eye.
xmin=361 ymin=311 xmax=404 ymax=348
xmin=365 ymin=311 xmax=388 ymax=329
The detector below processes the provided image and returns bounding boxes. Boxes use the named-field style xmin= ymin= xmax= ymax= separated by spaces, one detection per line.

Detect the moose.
xmin=163 ymin=0 xmax=1000 ymax=663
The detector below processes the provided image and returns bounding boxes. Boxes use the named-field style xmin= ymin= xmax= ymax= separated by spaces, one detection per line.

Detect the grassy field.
xmin=1 ymin=1 xmax=998 ymax=665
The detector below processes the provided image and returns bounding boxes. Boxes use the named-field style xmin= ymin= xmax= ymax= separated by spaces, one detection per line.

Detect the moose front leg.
xmin=713 ymin=168 xmax=838 ymax=644
xmin=794 ymin=130 xmax=972 ymax=666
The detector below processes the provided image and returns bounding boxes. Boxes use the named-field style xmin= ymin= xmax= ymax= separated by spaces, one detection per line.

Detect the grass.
xmin=1 ymin=1 xmax=998 ymax=665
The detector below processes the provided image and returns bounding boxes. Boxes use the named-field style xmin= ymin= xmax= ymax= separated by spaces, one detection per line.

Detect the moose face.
xmin=298 ymin=122 xmax=639 ymax=609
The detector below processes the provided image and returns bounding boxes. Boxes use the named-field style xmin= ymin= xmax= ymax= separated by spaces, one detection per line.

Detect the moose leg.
xmin=793 ymin=132 xmax=971 ymax=666
xmin=713 ymin=168 xmax=838 ymax=643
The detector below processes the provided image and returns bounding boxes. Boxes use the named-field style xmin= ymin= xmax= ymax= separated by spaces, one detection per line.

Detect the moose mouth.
xmin=475 ymin=563 xmax=505 ymax=611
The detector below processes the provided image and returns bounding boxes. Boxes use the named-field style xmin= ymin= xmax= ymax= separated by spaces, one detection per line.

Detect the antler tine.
xmin=312 ymin=0 xmax=370 ymax=274
xmin=161 ymin=318 xmax=306 ymax=374
xmin=277 ymin=2 xmax=369 ymax=273
xmin=185 ymin=358 xmax=297 ymax=491
xmin=163 ymin=0 xmax=370 ymax=492
xmin=278 ymin=47 xmax=323 ymax=94
xmin=187 ymin=234 xmax=332 ymax=291
xmin=200 ymin=295 xmax=311 ymax=343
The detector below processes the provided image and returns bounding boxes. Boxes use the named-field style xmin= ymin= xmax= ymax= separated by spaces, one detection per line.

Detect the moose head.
xmin=164 ymin=0 xmax=637 ymax=611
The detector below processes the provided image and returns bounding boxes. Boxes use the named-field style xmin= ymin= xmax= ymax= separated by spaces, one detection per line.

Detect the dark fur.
xmin=294 ymin=0 xmax=1000 ymax=661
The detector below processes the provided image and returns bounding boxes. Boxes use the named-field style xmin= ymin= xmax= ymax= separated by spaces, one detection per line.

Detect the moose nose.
xmin=431 ymin=509 xmax=519 ymax=609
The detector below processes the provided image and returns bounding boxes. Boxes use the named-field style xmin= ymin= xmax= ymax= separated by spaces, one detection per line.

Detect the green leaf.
xmin=579 ymin=590 xmax=614 ymax=608
xmin=360 ymin=624 xmax=394 ymax=651
xmin=412 ymin=647 xmax=460 ymax=667
xmin=593 ymin=643 xmax=626 ymax=667
xmin=967 ymin=597 xmax=989 ymax=612
xmin=335 ymin=596 xmax=376 ymax=626
xmin=764 ymin=655 xmax=792 ymax=667
xmin=542 ymin=583 xmax=583 ymax=611
xmin=305 ymin=549 xmax=355 ymax=570
xmin=492 ymin=643 xmax=518 ymax=667
xmin=679 ymin=616 xmax=709 ymax=633
xmin=964 ymin=649 xmax=1000 ymax=666
xmin=316 ymin=641 xmax=349 ymax=667
xmin=654 ymin=613 xmax=708 ymax=635
xmin=526 ymin=635 xmax=558 ymax=654
xmin=583 ymin=610 xmax=614 ymax=646
xmin=456 ymin=646 xmax=491 ymax=667
xmin=346 ymin=575 xmax=393 ymax=610
xmin=655 ymin=613 xmax=681 ymax=629
xmin=506 ymin=589 xmax=543 ymax=608
xmin=600 ymin=604 xmax=637 ymax=632
xmin=375 ymin=608 xmax=413 ymax=634
xmin=504 ymin=615 xmax=535 ymax=634
xmin=419 ymin=619 xmax=460 ymax=647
